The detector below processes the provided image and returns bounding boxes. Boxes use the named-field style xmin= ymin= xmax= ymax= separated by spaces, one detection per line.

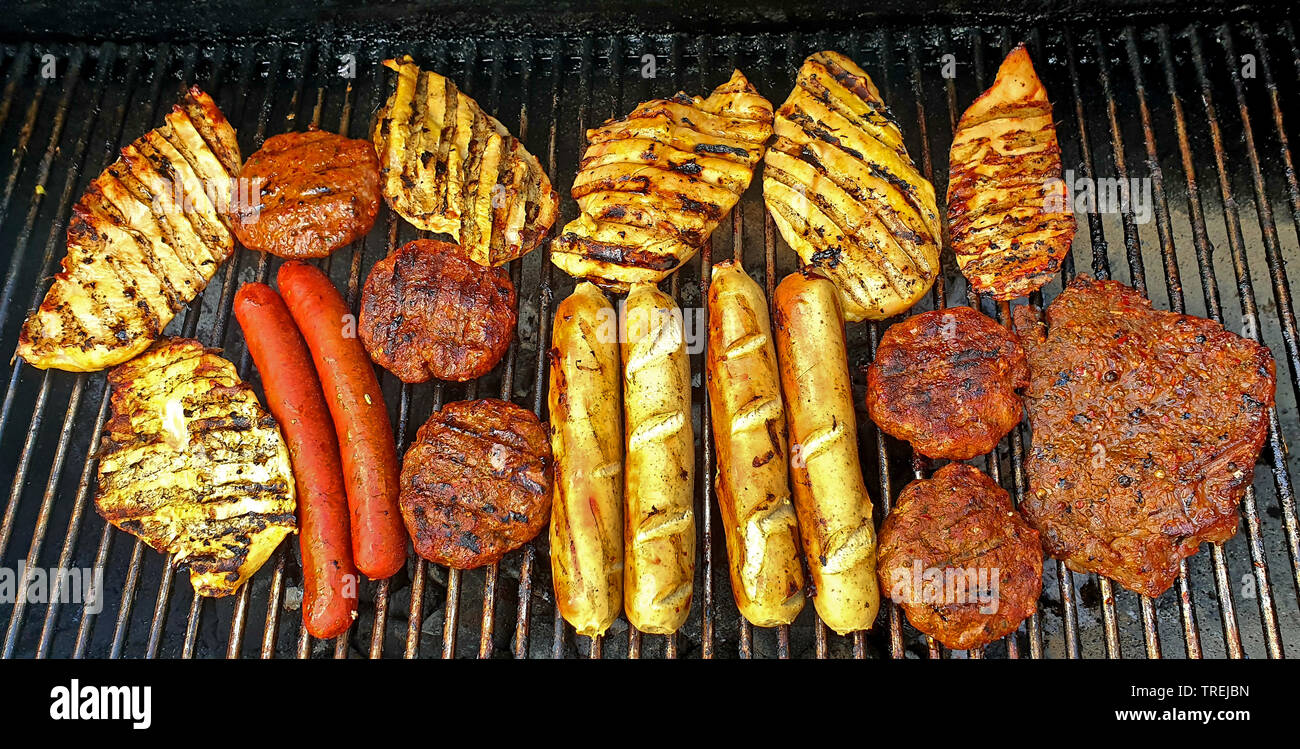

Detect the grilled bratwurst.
xmin=552 ymin=72 xmax=773 ymax=291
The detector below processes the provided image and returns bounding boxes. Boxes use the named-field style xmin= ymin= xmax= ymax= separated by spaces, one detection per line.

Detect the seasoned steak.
xmin=399 ymin=399 xmax=552 ymax=569
xmin=877 ymin=464 xmax=1042 ymax=650
xmin=359 ymin=238 xmax=517 ymax=383
xmin=234 ymin=128 xmax=381 ymax=258
xmin=1014 ymin=276 xmax=1276 ymax=597
xmin=866 ymin=306 xmax=1030 ymax=460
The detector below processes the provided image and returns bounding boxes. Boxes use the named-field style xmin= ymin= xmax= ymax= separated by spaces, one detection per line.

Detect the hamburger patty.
xmin=359 ymin=238 xmax=517 ymax=383
xmin=234 ymin=128 xmax=380 ymax=258
xmin=1013 ymin=276 xmax=1276 ymax=597
xmin=866 ymin=306 xmax=1030 ymax=460
xmin=399 ymin=398 xmax=552 ymax=569
xmin=877 ymin=463 xmax=1042 ymax=650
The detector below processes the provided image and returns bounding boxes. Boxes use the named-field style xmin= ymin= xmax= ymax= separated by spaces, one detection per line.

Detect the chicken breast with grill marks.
xmin=95 ymin=338 xmax=296 ymax=598
xmin=948 ymin=44 xmax=1076 ymax=300
xmin=372 ymin=55 xmax=557 ymax=267
xmin=764 ymin=51 xmax=942 ymax=322
xmin=16 ymin=87 xmax=240 ymax=372
xmin=551 ymin=70 xmax=773 ymax=291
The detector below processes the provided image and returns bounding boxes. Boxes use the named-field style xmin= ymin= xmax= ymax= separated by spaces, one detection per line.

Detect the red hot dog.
xmin=277 ymin=261 xmax=407 ymax=580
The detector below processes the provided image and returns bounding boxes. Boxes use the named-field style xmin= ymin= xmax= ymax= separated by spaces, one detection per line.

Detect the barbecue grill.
xmin=0 ymin=1 xmax=1297 ymax=659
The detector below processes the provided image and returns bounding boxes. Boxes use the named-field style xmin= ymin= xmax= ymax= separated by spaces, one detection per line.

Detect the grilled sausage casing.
xmin=278 ymin=261 xmax=407 ymax=580
xmin=549 ymin=282 xmax=624 ymax=637
xmin=706 ymin=261 xmax=804 ymax=627
xmin=620 ymin=282 xmax=695 ymax=635
xmin=774 ymin=271 xmax=878 ymax=634
xmin=235 ymin=283 xmax=358 ymax=637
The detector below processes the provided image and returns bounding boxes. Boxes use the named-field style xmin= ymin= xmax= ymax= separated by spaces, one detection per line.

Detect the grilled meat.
xmin=1014 ymin=276 xmax=1276 ymax=597
xmin=399 ymin=398 xmax=552 ymax=569
xmin=866 ymin=306 xmax=1030 ymax=460
xmin=764 ymin=51 xmax=942 ymax=322
xmin=948 ymin=45 xmax=1075 ymax=300
xmin=372 ymin=55 xmax=558 ymax=267
xmin=95 ymin=338 xmax=296 ymax=598
xmin=878 ymin=463 xmax=1042 ymax=650
xmin=551 ymin=71 xmax=773 ymax=291
xmin=234 ymin=128 xmax=381 ymax=258
xmin=359 ymin=238 xmax=516 ymax=383
xmin=17 ymin=87 xmax=241 ymax=372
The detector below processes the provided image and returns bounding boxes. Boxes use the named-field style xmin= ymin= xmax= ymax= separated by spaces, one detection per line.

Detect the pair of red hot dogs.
xmin=234 ymin=262 xmax=406 ymax=639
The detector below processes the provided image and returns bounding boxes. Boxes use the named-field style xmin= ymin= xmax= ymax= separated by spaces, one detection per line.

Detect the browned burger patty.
xmin=359 ymin=238 xmax=517 ymax=383
xmin=877 ymin=463 xmax=1042 ymax=650
xmin=866 ymin=306 xmax=1030 ymax=460
xmin=1014 ymin=276 xmax=1276 ymax=597
xmin=400 ymin=398 xmax=552 ymax=569
xmin=234 ymin=128 xmax=380 ymax=258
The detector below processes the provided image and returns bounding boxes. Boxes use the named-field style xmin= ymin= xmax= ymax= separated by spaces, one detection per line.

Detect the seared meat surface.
xmin=399 ymin=399 xmax=552 ymax=569
xmin=551 ymin=71 xmax=773 ymax=290
xmin=1014 ymin=276 xmax=1276 ymax=597
xmin=866 ymin=306 xmax=1029 ymax=460
xmin=372 ymin=56 xmax=557 ymax=267
xmin=95 ymin=338 xmax=296 ymax=597
xmin=234 ymin=128 xmax=380 ymax=258
xmin=764 ymin=51 xmax=942 ymax=321
xmin=359 ymin=238 xmax=516 ymax=383
xmin=948 ymin=45 xmax=1075 ymax=300
xmin=18 ymin=87 xmax=240 ymax=372
xmin=878 ymin=464 xmax=1042 ymax=650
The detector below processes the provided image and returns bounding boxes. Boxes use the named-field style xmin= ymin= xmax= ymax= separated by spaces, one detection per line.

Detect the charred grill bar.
xmin=0 ymin=15 xmax=1298 ymax=658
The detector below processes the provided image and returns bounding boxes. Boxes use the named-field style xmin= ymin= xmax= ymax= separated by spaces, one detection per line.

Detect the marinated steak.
xmin=1013 ymin=276 xmax=1276 ymax=597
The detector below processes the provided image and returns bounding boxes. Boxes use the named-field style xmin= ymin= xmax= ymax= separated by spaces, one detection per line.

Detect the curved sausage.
xmin=620 ymin=282 xmax=695 ymax=635
xmin=277 ymin=261 xmax=406 ymax=580
xmin=235 ymin=282 xmax=358 ymax=638
xmin=548 ymin=282 xmax=624 ymax=637
xmin=705 ymin=260 xmax=804 ymax=627
xmin=774 ymin=270 xmax=879 ymax=634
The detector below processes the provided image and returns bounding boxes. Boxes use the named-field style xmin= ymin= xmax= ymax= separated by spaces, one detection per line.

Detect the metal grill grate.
xmin=0 ymin=20 xmax=1297 ymax=659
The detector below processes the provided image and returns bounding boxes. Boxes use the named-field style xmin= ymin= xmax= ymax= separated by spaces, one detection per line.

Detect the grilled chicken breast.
xmin=764 ymin=51 xmax=942 ymax=322
xmin=16 ymin=87 xmax=240 ymax=372
xmin=373 ymin=55 xmax=558 ymax=267
xmin=551 ymin=71 xmax=773 ymax=291
xmin=95 ymin=338 xmax=296 ymax=597
xmin=948 ymin=44 xmax=1075 ymax=300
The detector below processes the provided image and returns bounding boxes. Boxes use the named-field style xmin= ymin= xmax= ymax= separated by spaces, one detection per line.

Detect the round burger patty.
xmin=877 ymin=463 xmax=1042 ymax=650
xmin=867 ymin=306 xmax=1029 ymax=460
xmin=400 ymin=398 xmax=552 ymax=569
xmin=234 ymin=128 xmax=381 ymax=258
xmin=360 ymin=238 xmax=517 ymax=383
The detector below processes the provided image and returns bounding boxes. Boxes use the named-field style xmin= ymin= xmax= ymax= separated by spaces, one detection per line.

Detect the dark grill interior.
xmin=0 ymin=17 xmax=1298 ymax=658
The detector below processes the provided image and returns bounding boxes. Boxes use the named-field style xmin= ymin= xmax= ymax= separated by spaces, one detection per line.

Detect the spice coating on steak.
xmin=360 ymin=238 xmax=517 ymax=383
xmin=1013 ymin=275 xmax=1276 ymax=597
xmin=399 ymin=398 xmax=552 ymax=569
xmin=866 ymin=306 xmax=1030 ymax=460
xmin=234 ymin=128 xmax=380 ymax=258
xmin=877 ymin=463 xmax=1042 ymax=650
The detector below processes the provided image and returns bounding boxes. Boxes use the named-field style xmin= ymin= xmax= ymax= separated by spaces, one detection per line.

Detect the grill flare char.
xmin=17 ymin=87 xmax=241 ymax=372
xmin=763 ymin=51 xmax=942 ymax=322
xmin=948 ymin=44 xmax=1075 ymax=300
xmin=372 ymin=55 xmax=558 ymax=267
xmin=1014 ymin=276 xmax=1276 ymax=597
xmin=95 ymin=338 xmax=296 ymax=598
xmin=551 ymin=71 xmax=774 ymax=291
